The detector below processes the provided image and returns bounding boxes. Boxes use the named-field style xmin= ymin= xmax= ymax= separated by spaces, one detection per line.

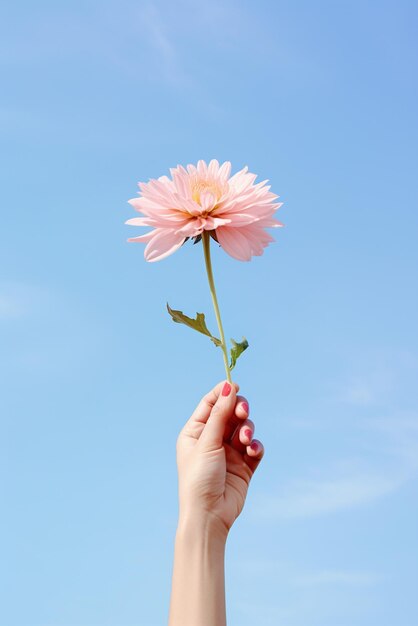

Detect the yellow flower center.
xmin=191 ymin=180 xmax=223 ymax=206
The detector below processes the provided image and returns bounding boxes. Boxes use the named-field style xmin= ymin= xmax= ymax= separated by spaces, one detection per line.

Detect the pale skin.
xmin=168 ymin=380 xmax=265 ymax=626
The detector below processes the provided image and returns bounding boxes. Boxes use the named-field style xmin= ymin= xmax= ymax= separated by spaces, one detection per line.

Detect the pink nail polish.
xmin=222 ymin=382 xmax=232 ymax=397
xmin=244 ymin=428 xmax=252 ymax=440
xmin=250 ymin=440 xmax=259 ymax=452
xmin=241 ymin=401 xmax=249 ymax=414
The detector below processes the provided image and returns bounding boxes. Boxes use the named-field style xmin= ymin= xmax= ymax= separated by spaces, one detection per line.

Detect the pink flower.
xmin=126 ymin=159 xmax=283 ymax=262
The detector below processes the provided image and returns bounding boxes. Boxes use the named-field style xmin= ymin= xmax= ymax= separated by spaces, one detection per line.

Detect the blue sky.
xmin=1 ymin=0 xmax=418 ymax=624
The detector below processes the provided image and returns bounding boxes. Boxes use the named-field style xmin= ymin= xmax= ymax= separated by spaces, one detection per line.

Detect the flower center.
xmin=191 ymin=180 xmax=223 ymax=206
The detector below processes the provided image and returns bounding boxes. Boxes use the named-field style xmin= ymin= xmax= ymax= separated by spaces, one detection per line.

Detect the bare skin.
xmin=168 ymin=380 xmax=264 ymax=626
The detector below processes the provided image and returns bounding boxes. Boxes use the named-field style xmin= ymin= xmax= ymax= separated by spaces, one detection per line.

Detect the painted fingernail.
xmin=241 ymin=401 xmax=249 ymax=414
xmin=250 ymin=440 xmax=259 ymax=452
xmin=222 ymin=382 xmax=232 ymax=397
xmin=244 ymin=428 xmax=252 ymax=440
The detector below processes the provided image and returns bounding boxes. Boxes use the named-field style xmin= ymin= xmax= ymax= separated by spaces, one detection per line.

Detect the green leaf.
xmin=229 ymin=337 xmax=249 ymax=370
xmin=167 ymin=303 xmax=222 ymax=347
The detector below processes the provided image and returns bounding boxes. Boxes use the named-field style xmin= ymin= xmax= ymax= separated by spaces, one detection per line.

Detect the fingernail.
xmin=250 ymin=440 xmax=259 ymax=452
xmin=222 ymin=382 xmax=232 ymax=396
xmin=244 ymin=428 xmax=252 ymax=440
xmin=241 ymin=401 xmax=249 ymax=414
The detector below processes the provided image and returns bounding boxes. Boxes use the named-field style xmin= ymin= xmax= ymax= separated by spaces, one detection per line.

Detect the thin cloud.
xmin=362 ymin=411 xmax=418 ymax=472
xmin=341 ymin=380 xmax=376 ymax=406
xmin=253 ymin=410 xmax=418 ymax=521
xmin=232 ymin=557 xmax=383 ymax=588
xmin=0 ymin=295 xmax=23 ymax=320
xmin=0 ymin=282 xmax=36 ymax=320
xmin=136 ymin=3 xmax=187 ymax=86
xmin=253 ymin=470 xmax=401 ymax=521
xmin=231 ymin=559 xmax=384 ymax=625
xmin=0 ymin=281 xmax=107 ymax=377
xmin=260 ymin=354 xmax=418 ymax=521
xmin=292 ymin=568 xmax=383 ymax=587
xmin=138 ymin=5 xmax=175 ymax=62
xmin=252 ymin=414 xmax=418 ymax=521
xmin=338 ymin=366 xmax=396 ymax=407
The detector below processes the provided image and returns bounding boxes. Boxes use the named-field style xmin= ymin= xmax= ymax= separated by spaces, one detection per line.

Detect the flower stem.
xmin=202 ymin=231 xmax=232 ymax=383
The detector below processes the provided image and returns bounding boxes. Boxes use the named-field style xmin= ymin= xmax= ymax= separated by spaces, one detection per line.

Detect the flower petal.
xmin=125 ymin=217 xmax=152 ymax=226
xmin=175 ymin=220 xmax=204 ymax=237
xmin=200 ymin=190 xmax=216 ymax=212
xmin=238 ymin=224 xmax=275 ymax=255
xmin=170 ymin=166 xmax=192 ymax=199
xmin=216 ymin=226 xmax=253 ymax=261
xmin=126 ymin=159 xmax=283 ymax=262
xmin=197 ymin=159 xmax=208 ymax=177
xmin=203 ymin=216 xmax=231 ymax=230
xmin=127 ymin=230 xmax=156 ymax=243
xmin=208 ymin=159 xmax=220 ymax=178
xmin=218 ymin=161 xmax=231 ymax=182
xmin=144 ymin=229 xmax=186 ymax=262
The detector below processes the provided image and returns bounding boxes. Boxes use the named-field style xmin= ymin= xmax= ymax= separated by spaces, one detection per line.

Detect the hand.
xmin=176 ymin=380 xmax=264 ymax=537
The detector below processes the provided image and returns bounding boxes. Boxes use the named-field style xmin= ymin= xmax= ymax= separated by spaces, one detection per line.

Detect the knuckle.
xmin=210 ymin=402 xmax=224 ymax=417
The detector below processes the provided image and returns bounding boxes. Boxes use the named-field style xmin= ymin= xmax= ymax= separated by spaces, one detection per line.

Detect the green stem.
xmin=202 ymin=231 xmax=232 ymax=383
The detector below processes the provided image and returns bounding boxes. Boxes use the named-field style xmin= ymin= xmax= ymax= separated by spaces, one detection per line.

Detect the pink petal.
xmin=200 ymin=190 xmax=216 ymax=212
xmin=216 ymin=226 xmax=253 ymax=261
xmin=158 ymin=175 xmax=173 ymax=185
xmin=170 ymin=166 xmax=192 ymax=199
xmin=129 ymin=196 xmax=200 ymax=221
xmin=125 ymin=217 xmax=152 ymax=226
xmin=128 ymin=197 xmax=154 ymax=215
xmin=203 ymin=216 xmax=231 ymax=229
xmin=258 ymin=217 xmax=284 ymax=228
xmin=228 ymin=168 xmax=257 ymax=194
xmin=126 ymin=159 xmax=283 ymax=261
xmin=144 ymin=229 xmax=186 ymax=262
xmin=197 ymin=160 xmax=208 ymax=177
xmin=218 ymin=161 xmax=231 ymax=181
xmin=238 ymin=224 xmax=275 ymax=254
xmin=140 ymin=179 xmax=188 ymax=213
xmin=208 ymin=159 xmax=220 ymax=177
xmin=186 ymin=163 xmax=197 ymax=177
xmin=126 ymin=206 xmax=190 ymax=228
xmin=127 ymin=230 xmax=156 ymax=243
xmin=213 ymin=212 xmax=261 ymax=227
xmin=175 ymin=220 xmax=204 ymax=237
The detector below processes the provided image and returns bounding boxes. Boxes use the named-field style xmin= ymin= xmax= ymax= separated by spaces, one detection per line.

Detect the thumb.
xmin=198 ymin=381 xmax=237 ymax=452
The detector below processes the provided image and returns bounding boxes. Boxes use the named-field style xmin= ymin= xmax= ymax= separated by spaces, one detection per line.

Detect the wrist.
xmin=170 ymin=509 xmax=227 ymax=626
xmin=177 ymin=509 xmax=229 ymax=547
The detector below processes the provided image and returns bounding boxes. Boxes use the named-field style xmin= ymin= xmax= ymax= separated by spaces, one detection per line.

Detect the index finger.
xmin=181 ymin=380 xmax=240 ymax=440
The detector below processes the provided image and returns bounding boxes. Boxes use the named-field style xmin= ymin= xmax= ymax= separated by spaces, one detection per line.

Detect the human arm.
xmin=168 ymin=380 xmax=264 ymax=626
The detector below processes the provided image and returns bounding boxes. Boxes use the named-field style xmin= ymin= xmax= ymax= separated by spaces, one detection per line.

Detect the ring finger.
xmin=230 ymin=418 xmax=255 ymax=453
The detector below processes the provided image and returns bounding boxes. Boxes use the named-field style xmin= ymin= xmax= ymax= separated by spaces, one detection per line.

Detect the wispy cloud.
xmin=341 ymin=380 xmax=377 ymax=406
xmin=338 ymin=371 xmax=396 ymax=407
xmin=336 ymin=350 xmax=418 ymax=410
xmin=362 ymin=411 xmax=418 ymax=472
xmin=136 ymin=3 xmax=187 ymax=86
xmin=292 ymin=568 xmax=383 ymax=587
xmin=253 ymin=413 xmax=418 ymax=521
xmin=0 ymin=294 xmax=24 ymax=320
xmin=255 ymin=351 xmax=418 ymax=521
xmin=0 ymin=281 xmax=39 ymax=320
xmin=230 ymin=558 xmax=383 ymax=625
xmin=232 ymin=556 xmax=383 ymax=588
xmin=0 ymin=281 xmax=107 ymax=378
xmin=253 ymin=469 xmax=401 ymax=520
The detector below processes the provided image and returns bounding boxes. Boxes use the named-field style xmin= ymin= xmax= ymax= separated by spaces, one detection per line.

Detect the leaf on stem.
xmin=167 ymin=303 xmax=222 ymax=347
xmin=229 ymin=337 xmax=249 ymax=370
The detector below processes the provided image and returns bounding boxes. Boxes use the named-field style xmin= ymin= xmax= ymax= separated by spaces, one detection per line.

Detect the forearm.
xmin=168 ymin=514 xmax=228 ymax=626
